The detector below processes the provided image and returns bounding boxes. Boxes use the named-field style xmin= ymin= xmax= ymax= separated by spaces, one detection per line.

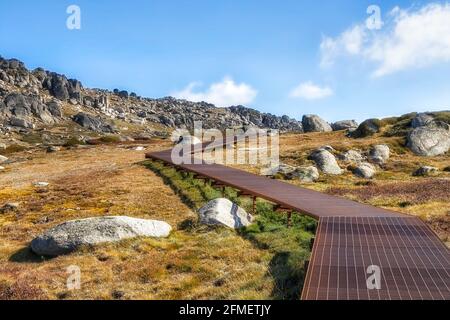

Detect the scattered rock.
xmin=351 ymin=119 xmax=382 ymax=138
xmin=0 ymin=155 xmax=8 ymax=163
xmin=308 ymin=149 xmax=343 ymax=175
xmin=0 ymin=166 xmax=4 ymax=171
xmin=46 ymin=146 xmax=61 ymax=153
xmin=302 ymin=115 xmax=332 ymax=133
xmin=33 ymin=182 xmax=49 ymax=187
xmin=0 ymin=202 xmax=19 ymax=214
xmin=72 ymin=112 xmax=117 ymax=133
xmin=30 ymin=216 xmax=172 ymax=256
xmin=134 ymin=146 xmax=145 ymax=151
xmin=353 ymin=162 xmax=376 ymax=179
xmin=407 ymin=123 xmax=450 ymax=156
xmin=332 ymin=120 xmax=358 ymax=131
xmin=413 ymin=166 xmax=438 ymax=177
xmin=0 ymin=143 xmax=7 ymax=150
xmin=369 ymin=145 xmax=390 ymax=165
xmin=289 ymin=166 xmax=320 ymax=182
xmin=198 ymin=198 xmax=253 ymax=229
xmin=339 ymin=150 xmax=364 ymax=163
xmin=10 ymin=117 xmax=34 ymax=129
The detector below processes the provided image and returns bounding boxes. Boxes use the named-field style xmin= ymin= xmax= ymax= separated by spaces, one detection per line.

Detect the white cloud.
xmin=320 ymin=25 xmax=366 ymax=67
xmin=290 ymin=81 xmax=333 ymax=100
xmin=320 ymin=3 xmax=450 ymax=77
xmin=171 ymin=77 xmax=257 ymax=107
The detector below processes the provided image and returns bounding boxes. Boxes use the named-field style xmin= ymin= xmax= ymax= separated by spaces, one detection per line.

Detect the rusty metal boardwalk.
xmin=146 ymin=143 xmax=450 ymax=300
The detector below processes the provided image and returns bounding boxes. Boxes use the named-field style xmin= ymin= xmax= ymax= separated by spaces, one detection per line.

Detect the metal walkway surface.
xmin=145 ymin=143 xmax=450 ymax=300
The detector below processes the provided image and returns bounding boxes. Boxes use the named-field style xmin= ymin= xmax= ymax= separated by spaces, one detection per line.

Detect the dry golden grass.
xmin=0 ymin=141 xmax=300 ymax=300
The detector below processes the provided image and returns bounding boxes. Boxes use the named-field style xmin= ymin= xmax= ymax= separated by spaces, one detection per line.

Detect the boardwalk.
xmin=146 ymin=141 xmax=450 ymax=300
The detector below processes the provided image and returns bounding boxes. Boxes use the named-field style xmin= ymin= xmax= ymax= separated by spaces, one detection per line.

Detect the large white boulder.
xmin=407 ymin=124 xmax=450 ymax=156
xmin=198 ymin=198 xmax=253 ymax=229
xmin=369 ymin=145 xmax=390 ymax=164
xmin=309 ymin=149 xmax=343 ymax=175
xmin=31 ymin=216 xmax=172 ymax=256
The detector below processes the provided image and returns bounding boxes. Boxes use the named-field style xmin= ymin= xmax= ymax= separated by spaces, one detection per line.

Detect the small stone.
xmin=0 ymin=203 xmax=19 ymax=214
xmin=47 ymin=146 xmax=61 ymax=153
xmin=33 ymin=182 xmax=49 ymax=187
xmin=0 ymin=155 xmax=8 ymax=163
xmin=413 ymin=166 xmax=438 ymax=177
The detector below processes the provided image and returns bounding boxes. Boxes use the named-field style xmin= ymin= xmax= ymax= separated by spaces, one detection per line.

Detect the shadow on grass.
xmin=141 ymin=161 xmax=198 ymax=211
xmin=9 ymin=247 xmax=49 ymax=264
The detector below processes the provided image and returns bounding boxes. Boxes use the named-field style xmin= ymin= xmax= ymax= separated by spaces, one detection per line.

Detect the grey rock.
xmin=353 ymin=162 xmax=376 ymax=179
xmin=407 ymin=124 xmax=450 ymax=156
xmin=0 ymin=155 xmax=8 ymax=163
xmin=198 ymin=198 xmax=253 ymax=229
xmin=31 ymin=216 xmax=172 ymax=256
xmin=289 ymin=166 xmax=320 ymax=182
xmin=413 ymin=166 xmax=438 ymax=177
xmin=309 ymin=149 xmax=343 ymax=175
xmin=351 ymin=119 xmax=381 ymax=138
xmin=10 ymin=116 xmax=34 ymax=129
xmin=72 ymin=112 xmax=117 ymax=133
xmin=332 ymin=120 xmax=359 ymax=131
xmin=302 ymin=114 xmax=332 ymax=133
xmin=411 ymin=113 xmax=435 ymax=128
xmin=369 ymin=145 xmax=390 ymax=164
xmin=339 ymin=150 xmax=364 ymax=163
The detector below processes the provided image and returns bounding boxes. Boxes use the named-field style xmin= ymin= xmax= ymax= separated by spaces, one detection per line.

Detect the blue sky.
xmin=1 ymin=0 xmax=449 ymax=122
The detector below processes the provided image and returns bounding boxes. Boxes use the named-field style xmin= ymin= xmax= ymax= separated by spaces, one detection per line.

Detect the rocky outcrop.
xmin=411 ymin=113 xmax=435 ymax=128
xmin=351 ymin=119 xmax=382 ymax=138
xmin=198 ymin=198 xmax=253 ymax=229
xmin=1 ymin=93 xmax=61 ymax=127
xmin=309 ymin=149 xmax=343 ymax=175
xmin=30 ymin=216 xmax=172 ymax=256
xmin=72 ymin=112 xmax=117 ymax=133
xmin=302 ymin=115 xmax=332 ymax=133
xmin=407 ymin=123 xmax=450 ymax=156
xmin=332 ymin=120 xmax=358 ymax=131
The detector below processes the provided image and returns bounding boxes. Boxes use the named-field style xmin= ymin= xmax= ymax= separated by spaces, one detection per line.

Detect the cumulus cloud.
xmin=290 ymin=81 xmax=333 ymax=100
xmin=320 ymin=3 xmax=450 ymax=77
xmin=171 ymin=77 xmax=257 ymax=107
